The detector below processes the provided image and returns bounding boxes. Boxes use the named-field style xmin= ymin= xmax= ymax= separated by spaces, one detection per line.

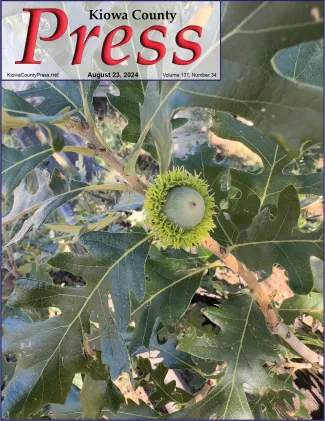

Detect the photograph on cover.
xmin=1 ymin=1 xmax=324 ymax=420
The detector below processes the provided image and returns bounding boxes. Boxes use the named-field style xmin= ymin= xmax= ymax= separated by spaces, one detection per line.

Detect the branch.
xmin=282 ymin=361 xmax=312 ymax=370
xmin=270 ymin=321 xmax=323 ymax=367
xmin=61 ymin=120 xmax=147 ymax=196
xmin=202 ymin=236 xmax=324 ymax=367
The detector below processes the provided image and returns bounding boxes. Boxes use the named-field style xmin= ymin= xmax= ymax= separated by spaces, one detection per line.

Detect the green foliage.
xmin=2 ymin=144 xmax=53 ymax=195
xmin=136 ymin=357 xmax=192 ymax=407
xmin=80 ymin=375 xmax=124 ymax=418
xmin=1 ymin=3 xmax=324 ymax=419
xmin=2 ymin=278 xmax=119 ymax=419
xmin=279 ymin=293 xmax=323 ymax=324
xmin=130 ymin=254 xmax=205 ymax=354
xmin=175 ymin=295 xmax=298 ymax=419
xmin=274 ymin=39 xmax=323 ymax=87
xmin=102 ymin=399 xmax=160 ymax=419
xmin=232 ymin=186 xmax=323 ymax=294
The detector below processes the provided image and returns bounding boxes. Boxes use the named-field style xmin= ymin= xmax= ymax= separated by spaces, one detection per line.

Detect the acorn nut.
xmin=163 ymin=187 xmax=205 ymax=229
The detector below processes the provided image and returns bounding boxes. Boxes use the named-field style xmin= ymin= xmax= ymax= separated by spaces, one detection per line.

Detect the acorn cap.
xmin=144 ymin=167 xmax=215 ymax=248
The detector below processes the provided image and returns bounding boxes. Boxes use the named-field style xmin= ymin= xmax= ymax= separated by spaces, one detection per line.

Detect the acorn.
xmin=144 ymin=167 xmax=215 ymax=248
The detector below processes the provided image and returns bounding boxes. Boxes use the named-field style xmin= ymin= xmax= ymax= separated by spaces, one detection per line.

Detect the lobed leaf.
xmin=2 ymin=232 xmax=150 ymax=418
xmin=2 ymin=279 xmax=115 ymax=419
xmin=231 ymin=185 xmax=323 ymax=294
xmin=130 ymin=255 xmax=205 ymax=355
xmin=80 ymin=375 xmax=124 ymax=419
xmin=136 ymin=357 xmax=192 ymax=407
xmin=279 ymin=292 xmax=323 ymax=324
xmin=173 ymin=295 xmax=298 ymax=419
xmin=212 ymin=112 xmax=323 ymax=225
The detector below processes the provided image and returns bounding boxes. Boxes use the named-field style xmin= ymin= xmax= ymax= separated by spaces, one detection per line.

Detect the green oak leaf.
xmin=311 ymin=256 xmax=324 ymax=293
xmin=44 ymin=124 xmax=65 ymax=152
xmin=5 ymin=177 xmax=89 ymax=247
xmin=231 ymin=185 xmax=323 ymax=294
xmin=274 ymin=39 xmax=323 ymax=87
xmin=296 ymin=331 xmax=323 ymax=350
xmin=43 ymin=385 xmax=82 ymax=420
xmin=2 ymin=231 xmax=151 ymax=419
xmin=15 ymin=82 xmax=98 ymax=128
xmin=279 ymin=292 xmax=323 ymax=324
xmin=2 ymin=144 xmax=53 ymax=195
xmin=4 ymin=171 xmax=128 ymax=246
xmin=173 ymin=295 xmax=297 ymax=419
xmin=49 ymin=231 xmax=150 ymax=334
xmin=130 ymin=256 xmax=205 ymax=355
xmin=17 ymin=82 xmax=84 ymax=116
xmin=2 ymin=278 xmax=122 ymax=419
xmin=212 ymin=112 xmax=323 ymax=225
xmin=133 ymin=2 xmax=323 ymax=158
xmin=3 ymin=168 xmax=55 ymax=226
xmin=251 ymin=374 xmax=308 ymax=420
xmin=2 ymin=88 xmax=77 ymax=135
xmin=2 ymin=86 xmax=42 ymax=118
xmin=174 ymin=141 xmax=229 ymax=205
xmin=136 ymin=357 xmax=192 ymax=407
xmin=125 ymin=81 xmax=172 ymax=176
xmin=150 ymin=333 xmax=215 ymax=377
xmin=102 ymin=399 xmax=160 ymax=419
xmin=107 ymin=81 xmax=145 ymax=145
xmin=80 ymin=374 xmax=124 ymax=419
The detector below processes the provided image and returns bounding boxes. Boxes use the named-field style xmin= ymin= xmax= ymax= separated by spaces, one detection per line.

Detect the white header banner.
xmin=2 ymin=1 xmax=221 ymax=80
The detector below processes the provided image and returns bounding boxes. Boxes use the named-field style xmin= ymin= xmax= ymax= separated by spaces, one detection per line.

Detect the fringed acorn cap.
xmin=144 ymin=167 xmax=215 ymax=248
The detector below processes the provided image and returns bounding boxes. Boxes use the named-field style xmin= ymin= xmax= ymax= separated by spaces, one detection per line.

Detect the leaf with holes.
xmin=212 ymin=112 xmax=323 ymax=226
xmin=16 ymin=81 xmax=85 ymax=116
xmin=279 ymin=292 xmax=323 ymax=324
xmin=2 ymin=278 xmax=122 ymax=419
xmin=162 ymin=2 xmax=324 ymax=156
xmin=231 ymin=186 xmax=323 ymax=294
xmin=2 ymin=87 xmax=77 ymax=135
xmin=136 ymin=357 xmax=192 ymax=408
xmin=130 ymin=255 xmax=205 ymax=355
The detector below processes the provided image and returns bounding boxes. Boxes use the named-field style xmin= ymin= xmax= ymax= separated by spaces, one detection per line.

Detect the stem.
xmin=282 ymin=361 xmax=312 ymax=370
xmin=270 ymin=322 xmax=323 ymax=366
xmin=202 ymin=236 xmax=324 ymax=367
xmin=61 ymin=112 xmax=147 ymax=196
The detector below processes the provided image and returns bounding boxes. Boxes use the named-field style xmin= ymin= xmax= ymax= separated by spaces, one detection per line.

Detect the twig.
xmin=282 ymin=361 xmax=312 ymax=370
xmin=270 ymin=321 xmax=323 ymax=367
xmin=202 ymin=236 xmax=324 ymax=367
xmin=62 ymin=121 xmax=147 ymax=196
